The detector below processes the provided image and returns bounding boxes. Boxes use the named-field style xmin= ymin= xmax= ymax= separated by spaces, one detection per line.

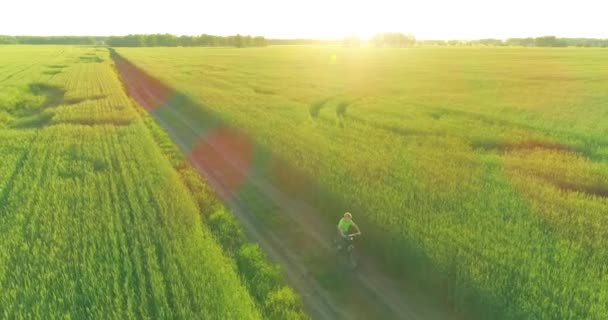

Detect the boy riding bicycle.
xmin=336 ymin=212 xmax=361 ymax=250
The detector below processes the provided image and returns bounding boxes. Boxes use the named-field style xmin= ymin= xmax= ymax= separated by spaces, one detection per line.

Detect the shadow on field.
xmin=110 ymin=48 xmax=462 ymax=320
xmin=8 ymin=83 xmax=66 ymax=128
xmin=530 ymin=173 xmax=608 ymax=198
xmin=309 ymin=98 xmax=350 ymax=120
xmin=58 ymin=144 xmax=109 ymax=179
xmin=43 ymin=65 xmax=66 ymax=77
xmin=79 ymin=56 xmax=104 ymax=63
xmin=43 ymin=70 xmax=62 ymax=75
xmin=8 ymin=83 xmax=117 ymax=129
xmin=63 ymin=95 xmax=107 ymax=106
xmin=29 ymin=83 xmax=66 ymax=108
xmin=309 ymin=98 xmax=329 ymax=118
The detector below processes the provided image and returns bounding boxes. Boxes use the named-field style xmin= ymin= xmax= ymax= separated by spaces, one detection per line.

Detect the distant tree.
xmin=505 ymin=37 xmax=535 ymax=47
xmin=7 ymin=36 xmax=95 ymax=45
xmin=564 ymin=38 xmax=608 ymax=47
xmin=234 ymin=34 xmax=244 ymax=48
xmin=417 ymin=36 xmax=608 ymax=48
xmin=476 ymin=38 xmax=504 ymax=46
xmin=179 ymin=35 xmax=194 ymax=46
xmin=159 ymin=34 xmax=179 ymax=46
xmin=370 ymin=33 xmax=415 ymax=47
xmin=245 ymin=35 xmax=254 ymax=47
xmin=0 ymin=35 xmax=18 ymax=44
xmin=534 ymin=36 xmax=567 ymax=47
xmin=253 ymin=36 xmax=267 ymax=47
xmin=198 ymin=34 xmax=211 ymax=46
xmin=267 ymin=38 xmax=339 ymax=45
xmin=418 ymin=40 xmax=447 ymax=46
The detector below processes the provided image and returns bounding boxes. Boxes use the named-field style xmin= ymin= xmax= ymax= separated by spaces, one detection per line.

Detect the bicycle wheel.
xmin=333 ymin=235 xmax=344 ymax=253
xmin=347 ymin=245 xmax=358 ymax=269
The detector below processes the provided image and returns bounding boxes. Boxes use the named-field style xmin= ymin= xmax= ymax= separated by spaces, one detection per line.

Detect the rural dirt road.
xmin=112 ymin=51 xmax=457 ymax=320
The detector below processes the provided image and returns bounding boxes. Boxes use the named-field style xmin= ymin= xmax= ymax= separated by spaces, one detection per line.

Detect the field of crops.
xmin=0 ymin=46 xmax=308 ymax=319
xmin=117 ymin=46 xmax=608 ymax=319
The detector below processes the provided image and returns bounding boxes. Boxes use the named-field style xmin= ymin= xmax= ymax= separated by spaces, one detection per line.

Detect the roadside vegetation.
xmin=138 ymin=91 xmax=307 ymax=319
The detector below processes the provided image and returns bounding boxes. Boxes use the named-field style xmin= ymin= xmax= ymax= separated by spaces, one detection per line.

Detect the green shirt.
xmin=338 ymin=218 xmax=354 ymax=233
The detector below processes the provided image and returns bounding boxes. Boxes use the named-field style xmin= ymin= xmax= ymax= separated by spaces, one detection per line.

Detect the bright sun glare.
xmin=1 ymin=0 xmax=607 ymax=39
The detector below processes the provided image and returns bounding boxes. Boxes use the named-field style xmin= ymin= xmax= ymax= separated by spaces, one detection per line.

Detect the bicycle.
xmin=334 ymin=233 xmax=360 ymax=269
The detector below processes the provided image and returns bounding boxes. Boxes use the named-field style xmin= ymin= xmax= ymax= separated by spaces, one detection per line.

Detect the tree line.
xmin=268 ymin=38 xmax=340 ymax=45
xmin=0 ymin=35 xmax=102 ymax=45
xmin=341 ymin=33 xmax=416 ymax=47
xmin=0 ymin=34 xmax=267 ymax=47
xmin=420 ymin=36 xmax=608 ymax=47
xmin=106 ymin=34 xmax=267 ymax=47
xmin=3 ymin=34 xmax=607 ymax=48
xmin=370 ymin=33 xmax=416 ymax=47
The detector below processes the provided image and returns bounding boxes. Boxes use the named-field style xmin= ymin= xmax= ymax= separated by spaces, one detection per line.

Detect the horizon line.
xmin=3 ymin=33 xmax=608 ymax=42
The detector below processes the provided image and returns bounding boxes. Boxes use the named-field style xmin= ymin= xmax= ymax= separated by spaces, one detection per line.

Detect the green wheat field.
xmin=1 ymin=44 xmax=607 ymax=319
xmin=0 ymin=46 xmax=305 ymax=319
xmin=118 ymin=45 xmax=608 ymax=319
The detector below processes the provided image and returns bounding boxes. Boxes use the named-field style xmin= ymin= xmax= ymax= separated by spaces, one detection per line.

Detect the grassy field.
xmin=0 ymin=46 xmax=306 ymax=319
xmin=117 ymin=46 xmax=608 ymax=319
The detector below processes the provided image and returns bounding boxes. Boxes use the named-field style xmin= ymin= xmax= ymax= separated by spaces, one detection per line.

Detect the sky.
xmin=1 ymin=0 xmax=606 ymax=40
